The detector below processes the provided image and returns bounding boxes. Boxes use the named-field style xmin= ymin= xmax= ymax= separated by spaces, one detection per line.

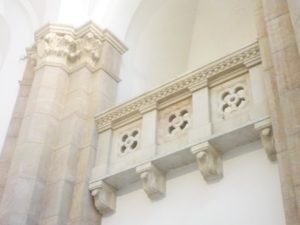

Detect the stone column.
xmin=0 ymin=61 xmax=34 ymax=201
xmin=0 ymin=22 xmax=127 ymax=225
xmin=255 ymin=0 xmax=300 ymax=224
xmin=0 ymin=66 xmax=68 ymax=225
xmin=69 ymin=28 xmax=126 ymax=224
xmin=286 ymin=0 xmax=300 ymax=54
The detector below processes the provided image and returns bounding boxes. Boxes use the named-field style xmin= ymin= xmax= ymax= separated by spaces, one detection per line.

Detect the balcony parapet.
xmin=89 ymin=42 xmax=275 ymax=216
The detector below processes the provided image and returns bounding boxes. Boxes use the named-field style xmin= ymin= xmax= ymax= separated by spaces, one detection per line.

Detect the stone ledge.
xmin=89 ymin=117 xmax=268 ymax=190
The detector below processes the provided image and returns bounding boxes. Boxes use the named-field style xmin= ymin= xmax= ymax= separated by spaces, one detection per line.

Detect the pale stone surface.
xmin=0 ymin=22 xmax=126 ymax=225
xmin=191 ymin=142 xmax=223 ymax=181
xmin=95 ymin=129 xmax=113 ymax=177
xmin=89 ymin=181 xmax=116 ymax=215
xmin=136 ymin=162 xmax=166 ymax=199
xmin=248 ymin=65 xmax=269 ymax=119
xmin=90 ymin=43 xmax=268 ymax=215
xmin=109 ymin=119 xmax=143 ymax=173
xmin=140 ymin=109 xmax=157 ymax=157
xmin=255 ymin=118 xmax=277 ymax=161
xmin=157 ymin=97 xmax=192 ymax=146
xmin=210 ymin=72 xmax=251 ymax=134
xmin=189 ymin=87 xmax=211 ymax=144
xmin=287 ymin=0 xmax=300 ymax=54
xmin=256 ymin=0 xmax=300 ymax=224
xmin=1 ymin=6 xmax=299 ymax=224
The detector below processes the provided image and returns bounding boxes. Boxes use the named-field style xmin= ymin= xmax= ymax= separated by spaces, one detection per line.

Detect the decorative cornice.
xmin=26 ymin=22 xmax=127 ymax=73
xmin=95 ymin=42 xmax=260 ymax=133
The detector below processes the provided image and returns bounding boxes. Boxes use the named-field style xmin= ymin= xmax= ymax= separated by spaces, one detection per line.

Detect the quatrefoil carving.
xmin=220 ymin=84 xmax=247 ymax=116
xmin=168 ymin=109 xmax=190 ymax=134
xmin=120 ymin=130 xmax=139 ymax=154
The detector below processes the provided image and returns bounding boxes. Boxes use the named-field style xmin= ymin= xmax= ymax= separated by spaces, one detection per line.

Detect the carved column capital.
xmin=255 ymin=118 xmax=276 ymax=161
xmin=191 ymin=142 xmax=223 ymax=182
xmin=27 ymin=22 xmax=127 ymax=73
xmin=88 ymin=180 xmax=116 ymax=215
xmin=136 ymin=162 xmax=166 ymax=199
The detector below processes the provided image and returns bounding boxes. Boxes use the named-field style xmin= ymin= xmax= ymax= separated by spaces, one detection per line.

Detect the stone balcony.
xmin=88 ymin=42 xmax=276 ymax=215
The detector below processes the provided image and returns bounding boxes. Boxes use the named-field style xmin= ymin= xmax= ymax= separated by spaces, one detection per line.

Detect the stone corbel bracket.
xmin=136 ymin=162 xmax=166 ymax=199
xmin=254 ymin=118 xmax=276 ymax=161
xmin=88 ymin=180 xmax=117 ymax=215
xmin=191 ymin=142 xmax=223 ymax=182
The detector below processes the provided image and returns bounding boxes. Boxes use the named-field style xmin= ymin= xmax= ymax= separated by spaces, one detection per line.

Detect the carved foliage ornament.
xmin=28 ymin=32 xmax=102 ymax=69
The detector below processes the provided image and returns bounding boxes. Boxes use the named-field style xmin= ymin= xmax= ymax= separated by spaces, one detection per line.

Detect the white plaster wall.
xmin=0 ymin=0 xmax=61 ymax=150
xmin=0 ymin=0 xmax=35 ymax=151
xmin=187 ymin=0 xmax=257 ymax=70
xmin=116 ymin=0 xmax=198 ymax=103
xmin=102 ymin=142 xmax=285 ymax=225
xmin=115 ymin=0 xmax=258 ymax=103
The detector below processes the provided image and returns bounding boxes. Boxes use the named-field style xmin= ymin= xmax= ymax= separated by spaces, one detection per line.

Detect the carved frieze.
xmin=95 ymin=42 xmax=260 ymax=132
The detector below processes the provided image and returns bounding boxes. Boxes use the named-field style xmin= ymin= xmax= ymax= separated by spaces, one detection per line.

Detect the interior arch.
xmin=117 ymin=0 xmax=199 ymax=102
xmin=116 ymin=0 xmax=257 ymax=103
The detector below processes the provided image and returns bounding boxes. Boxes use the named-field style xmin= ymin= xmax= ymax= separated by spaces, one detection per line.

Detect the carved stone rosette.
xmin=136 ymin=163 xmax=166 ymax=199
xmin=88 ymin=180 xmax=117 ymax=215
xmin=255 ymin=118 xmax=276 ymax=161
xmin=191 ymin=142 xmax=223 ymax=181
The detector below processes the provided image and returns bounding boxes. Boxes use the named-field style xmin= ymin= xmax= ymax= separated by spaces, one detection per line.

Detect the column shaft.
xmin=256 ymin=0 xmax=300 ymax=224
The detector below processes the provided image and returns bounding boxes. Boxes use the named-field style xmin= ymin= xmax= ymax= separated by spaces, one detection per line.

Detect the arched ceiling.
xmin=0 ymin=0 xmax=257 ymax=150
xmin=116 ymin=0 xmax=199 ymax=102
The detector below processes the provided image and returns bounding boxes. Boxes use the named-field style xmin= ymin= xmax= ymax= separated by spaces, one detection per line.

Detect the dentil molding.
xmin=95 ymin=42 xmax=260 ymax=132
